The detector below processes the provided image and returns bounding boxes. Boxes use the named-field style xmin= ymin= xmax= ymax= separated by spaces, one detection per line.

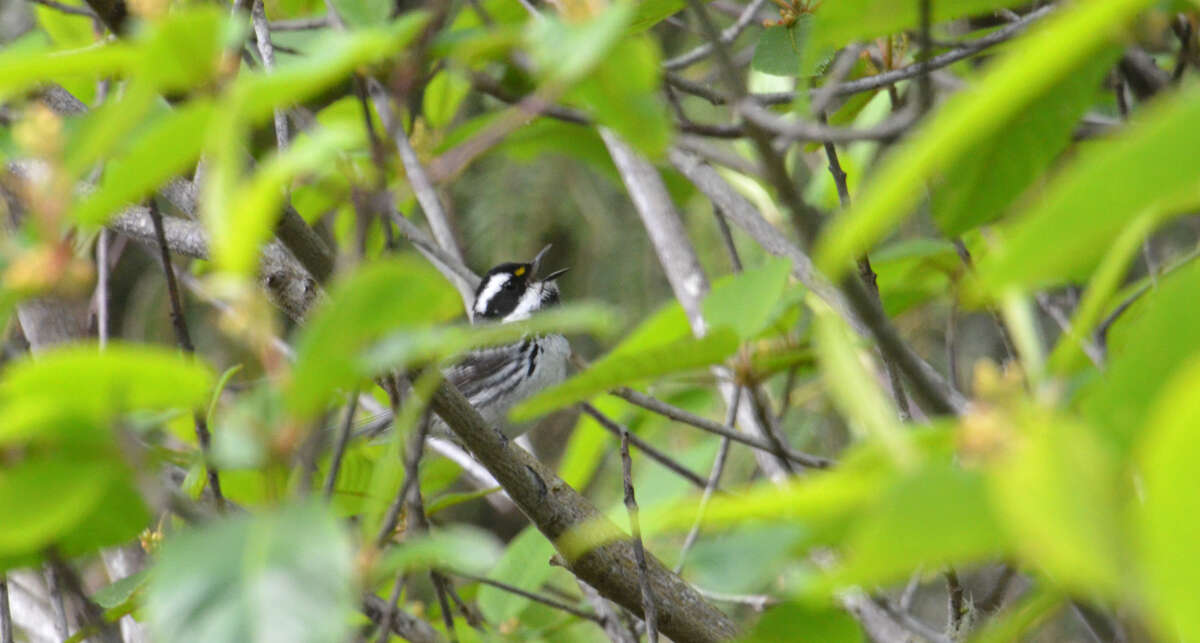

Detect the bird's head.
xmin=471 ymin=245 xmax=568 ymax=323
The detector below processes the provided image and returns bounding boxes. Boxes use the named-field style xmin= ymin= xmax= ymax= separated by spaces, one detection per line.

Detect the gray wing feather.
xmin=444 ymin=344 xmax=525 ymax=400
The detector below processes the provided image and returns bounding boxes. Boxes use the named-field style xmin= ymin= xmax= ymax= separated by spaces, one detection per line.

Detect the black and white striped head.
xmin=472 ymin=245 xmax=568 ymax=323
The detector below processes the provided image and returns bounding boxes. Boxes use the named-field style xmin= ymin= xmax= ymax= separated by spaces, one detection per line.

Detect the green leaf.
xmin=33 ymin=0 xmax=96 ymax=48
xmin=931 ymin=48 xmax=1116 ymax=236
xmin=94 ymin=570 xmax=149 ymax=609
xmin=628 ymin=0 xmax=684 ymax=33
xmin=974 ymin=82 xmax=1200 ymax=294
xmin=362 ymin=303 xmax=619 ymax=373
xmin=0 ymin=457 xmax=115 ymax=559
xmin=526 ymin=4 xmax=635 ymax=83
xmin=814 ymin=0 xmax=1156 ymax=279
xmin=289 ymin=256 xmax=461 ymax=417
xmin=745 ymin=601 xmax=864 ymax=643
xmin=373 ymin=526 xmax=502 ymax=581
xmin=509 ymin=328 xmax=739 ymax=421
xmin=1137 ymin=358 xmax=1200 ymax=641
xmin=0 ymin=342 xmax=215 ymax=428
xmin=328 ymin=0 xmax=391 ymax=28
xmin=213 ymin=123 xmax=363 ymax=276
xmin=807 ymin=0 xmax=1029 ymax=55
xmin=568 ymin=35 xmax=670 ymax=157
xmin=138 ymin=6 xmax=229 ymax=92
xmin=703 ymin=257 xmax=792 ymax=339
xmin=0 ymin=42 xmax=136 ymax=100
xmin=476 ymin=525 xmax=556 ymax=624
xmin=146 ymin=503 xmax=354 ymax=643
xmin=870 ymin=238 xmax=958 ymax=316
xmin=751 ymin=19 xmax=811 ymax=77
xmin=1078 ymin=260 xmax=1200 ymax=452
xmin=423 ymin=69 xmax=472 ymax=129
xmin=832 ymin=464 xmax=1008 ymax=588
xmin=811 ymin=297 xmax=913 ymax=464
xmin=70 ymin=99 xmax=215 ymax=225
xmin=987 ymin=415 xmax=1124 ymax=595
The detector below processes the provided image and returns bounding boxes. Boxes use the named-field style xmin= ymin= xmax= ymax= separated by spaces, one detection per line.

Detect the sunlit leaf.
xmin=815 ymin=0 xmax=1155 ymax=278
xmin=373 ymin=526 xmax=503 ymax=581
xmin=476 ymin=525 xmax=556 ymax=624
xmin=424 ymin=69 xmax=472 ymax=129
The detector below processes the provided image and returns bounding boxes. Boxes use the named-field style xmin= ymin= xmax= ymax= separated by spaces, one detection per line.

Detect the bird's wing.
xmin=444 ymin=342 xmax=528 ymax=401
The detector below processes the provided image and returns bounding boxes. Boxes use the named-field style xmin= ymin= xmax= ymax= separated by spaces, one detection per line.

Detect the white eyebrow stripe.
xmin=474 ymin=274 xmax=509 ymax=315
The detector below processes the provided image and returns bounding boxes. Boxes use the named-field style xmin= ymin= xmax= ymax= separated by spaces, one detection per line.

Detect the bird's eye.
xmin=503 ymin=280 xmax=517 ymax=291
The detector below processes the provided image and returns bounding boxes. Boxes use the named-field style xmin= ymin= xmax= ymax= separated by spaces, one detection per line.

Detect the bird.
xmin=440 ymin=244 xmax=570 ymax=439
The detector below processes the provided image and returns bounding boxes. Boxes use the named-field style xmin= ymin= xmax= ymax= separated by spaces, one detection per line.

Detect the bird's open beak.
xmin=530 ymin=245 xmax=569 ymax=281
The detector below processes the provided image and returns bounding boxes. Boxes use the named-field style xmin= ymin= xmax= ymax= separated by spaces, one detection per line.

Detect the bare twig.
xmin=322 ymin=391 xmax=359 ymax=500
xmin=268 ymin=16 xmax=329 ymax=30
xmin=46 ymin=554 xmax=121 ymax=643
xmin=819 ymin=117 xmax=912 ymax=421
xmin=251 ymin=0 xmax=289 ymax=149
xmin=946 ymin=568 xmax=966 ymax=632
xmin=43 ymin=566 xmax=68 ymax=641
xmin=428 ymin=382 xmax=738 ymax=642
xmin=675 ymin=386 xmax=740 ymax=574
xmin=362 ymin=593 xmax=443 ymax=643
xmin=455 ymin=572 xmax=601 ymax=623
xmin=0 ymin=575 xmax=11 ymax=643
xmin=664 ymin=0 xmax=767 ymax=70
xmin=581 ymin=404 xmax=709 ymax=489
xmin=618 ymin=426 xmax=658 ymax=643
xmin=610 ymin=387 xmax=832 ymax=468
xmin=373 ymin=574 xmax=408 ymax=643
xmin=148 ymin=198 xmax=226 ymax=510
xmin=26 ymin=0 xmax=97 ymax=17
xmin=375 ymin=412 xmax=432 ymax=548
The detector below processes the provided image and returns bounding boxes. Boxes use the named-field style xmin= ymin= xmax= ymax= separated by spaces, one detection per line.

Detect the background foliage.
xmin=1 ymin=0 xmax=1199 ymax=641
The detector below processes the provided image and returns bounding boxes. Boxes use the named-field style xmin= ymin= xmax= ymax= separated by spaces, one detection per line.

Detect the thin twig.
xmin=44 ymin=566 xmax=68 ymax=641
xmin=819 ymin=115 xmax=912 ymax=421
xmin=675 ymin=386 xmax=739 ymax=574
xmin=581 ymin=404 xmax=709 ymax=489
xmin=268 ymin=16 xmax=329 ymax=30
xmin=46 ymin=554 xmax=121 ymax=643
xmin=96 ymin=229 xmax=109 ymax=347
xmin=692 ymin=586 xmax=777 ymax=611
xmin=373 ymin=574 xmax=407 ymax=643
xmin=251 ymin=0 xmax=289 ymax=149
xmin=664 ymin=0 xmax=768 ymax=70
xmin=375 ymin=412 xmax=432 ymax=548
xmin=26 ymin=0 xmax=97 ymax=17
xmin=147 ymin=199 xmax=227 ymax=511
xmin=322 ymin=391 xmax=359 ymax=500
xmin=619 ymin=425 xmax=658 ymax=643
xmin=0 ymin=574 xmax=11 ymax=643
xmin=946 ymin=568 xmax=966 ymax=632
xmin=610 ymin=387 xmax=832 ymax=468
xmin=453 ymin=572 xmax=602 ymax=623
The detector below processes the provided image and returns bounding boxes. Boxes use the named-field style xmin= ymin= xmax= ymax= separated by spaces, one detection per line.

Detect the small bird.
xmin=442 ymin=245 xmax=570 ymax=438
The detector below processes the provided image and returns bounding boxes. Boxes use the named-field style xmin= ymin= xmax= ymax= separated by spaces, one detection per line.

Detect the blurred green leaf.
xmin=0 ymin=342 xmax=215 ymax=428
xmin=94 ymin=570 xmax=149 ymax=609
xmin=1137 ymin=358 xmax=1200 ymax=641
xmin=509 ymin=328 xmax=739 ymax=421
xmin=477 ymin=525 xmax=556 ymax=623
xmin=629 ymin=0 xmax=684 ymax=33
xmin=703 ymin=257 xmax=792 ymax=339
xmin=811 ymin=297 xmax=912 ymax=464
xmin=815 ymin=0 xmax=1155 ymax=279
xmin=0 ymin=457 xmax=114 ymax=559
xmin=0 ymin=42 xmax=136 ymax=100
xmin=33 ymin=0 xmax=95 ymax=48
xmin=744 ymin=601 xmax=864 ymax=643
xmin=974 ymin=82 xmax=1200 ymax=294
xmin=214 ymin=124 xmax=363 ymax=276
xmin=526 ymin=5 xmax=634 ymax=83
xmin=557 ymin=395 xmax=622 ymax=489
xmin=932 ymin=49 xmax=1115 ymax=236
xmin=988 ymin=415 xmax=1124 ymax=595
xmin=752 ymin=19 xmax=811 ymax=77
xmin=568 ymin=36 xmax=670 ymax=157
xmin=807 ymin=0 xmax=1030 ymax=56
xmin=424 ymin=69 xmax=472 ymax=129
xmin=147 ymin=503 xmax=354 ymax=643
xmin=373 ymin=526 xmax=502 ymax=581
xmin=870 ymin=238 xmax=958 ymax=316
xmin=138 ymin=7 xmax=230 ymax=92
xmin=686 ymin=524 xmax=807 ymax=594
xmin=362 ymin=302 xmax=619 ymax=372
xmin=832 ymin=464 xmax=1007 ymax=588
xmin=289 ymin=256 xmax=461 ymax=417
xmin=70 ymin=99 xmax=214 ymax=225
xmin=329 ymin=0 xmax=391 ymax=28
xmin=1078 ymin=260 xmax=1200 ymax=452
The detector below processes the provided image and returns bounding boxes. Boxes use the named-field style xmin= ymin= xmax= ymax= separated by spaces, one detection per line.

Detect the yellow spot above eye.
xmin=514 ymin=266 xmax=526 ymax=276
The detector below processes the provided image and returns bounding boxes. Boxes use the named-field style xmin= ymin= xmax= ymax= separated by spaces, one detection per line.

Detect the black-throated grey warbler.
xmin=440 ymin=245 xmax=570 ymax=438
